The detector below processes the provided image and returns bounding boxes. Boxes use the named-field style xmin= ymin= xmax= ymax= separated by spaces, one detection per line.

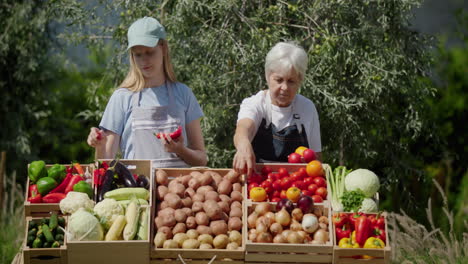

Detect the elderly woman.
xmin=233 ymin=41 xmax=322 ymax=175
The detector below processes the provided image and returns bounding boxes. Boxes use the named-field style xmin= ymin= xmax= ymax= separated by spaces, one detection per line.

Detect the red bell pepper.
xmin=333 ymin=212 xmax=349 ymax=228
xmin=65 ymin=175 xmax=84 ymax=194
xmin=336 ymin=223 xmax=352 ymax=242
xmin=355 ymin=215 xmax=372 ymax=246
xmin=349 ymin=212 xmax=363 ymax=228
xmin=49 ymin=173 xmax=73 ymax=194
xmin=376 ymin=215 xmax=385 ymax=229
xmin=372 ymin=226 xmax=386 ymax=243
xmin=27 ymin=184 xmax=42 ymax=203
xmin=42 ymin=193 xmax=67 ymax=203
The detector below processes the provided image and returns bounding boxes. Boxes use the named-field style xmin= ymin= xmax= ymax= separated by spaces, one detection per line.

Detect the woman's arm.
xmin=233 ymin=118 xmax=257 ymax=176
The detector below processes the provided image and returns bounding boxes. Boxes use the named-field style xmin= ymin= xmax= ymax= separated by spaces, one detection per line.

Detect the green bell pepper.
xmin=47 ymin=164 xmax=66 ymax=183
xmin=73 ymin=181 xmax=93 ymax=199
xmin=36 ymin=177 xmax=57 ymax=195
xmin=28 ymin=160 xmax=48 ymax=183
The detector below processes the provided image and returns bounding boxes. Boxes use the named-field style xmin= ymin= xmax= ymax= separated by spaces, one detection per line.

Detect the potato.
xmin=192 ymin=201 xmax=204 ymax=213
xmin=172 ymin=223 xmax=187 ymax=234
xmin=195 ymin=212 xmax=209 ymax=226
xmin=228 ymin=217 xmax=242 ymax=231
xmin=226 ymin=242 xmax=239 ymax=250
xmin=190 ymin=171 xmax=204 ymax=178
xmin=157 ymin=185 xmax=169 ymax=200
xmin=210 ymin=220 xmax=228 ymax=236
xmin=188 ymin=178 xmax=201 ymax=190
xmin=159 ymin=207 xmax=175 ymax=217
xmin=203 ymin=200 xmax=223 ymax=220
xmin=229 ymin=207 xmax=242 ymax=218
xmin=217 ymin=180 xmax=233 ymax=195
xmin=182 ymin=238 xmax=200 ymax=249
xmin=196 ymin=186 xmax=214 ymax=196
xmin=218 ymin=201 xmax=230 ymax=214
xmin=157 ymin=226 xmax=173 ymax=239
xmin=156 ymin=169 xmax=169 ymax=186
xmin=200 ymin=171 xmax=213 ymax=185
xmin=232 ymin=183 xmax=242 ymax=192
xmin=186 ymin=229 xmax=199 ymax=239
xmin=162 ymin=239 xmax=179 ymax=248
xmin=229 ymin=230 xmax=242 ymax=245
xmin=230 ymin=201 xmax=242 ymax=210
xmin=196 ymin=225 xmax=212 ymax=235
xmin=192 ymin=193 xmax=205 ymax=203
xmin=176 ymin=175 xmax=192 ymax=187
xmin=182 ymin=207 xmax=193 ymax=217
xmin=181 ymin=197 xmax=193 ymax=208
xmin=230 ymin=191 xmax=243 ymax=202
xmin=211 ymin=173 xmax=223 ymax=187
xmin=168 ymin=182 xmax=185 ymax=197
xmin=205 ymin=191 xmax=219 ymax=201
xmin=160 ymin=214 xmax=176 ymax=228
xmin=184 ymin=188 xmax=195 ymax=198
xmin=197 ymin=234 xmax=214 ymax=245
xmin=164 ymin=193 xmax=181 ymax=209
xmin=159 ymin=201 xmax=169 ymax=210
xmin=173 ymin=233 xmax=189 ymax=248
xmin=174 ymin=209 xmax=187 ymax=223
xmin=213 ymin=234 xmax=229 ymax=249
xmin=199 ymin=243 xmax=213 ymax=249
xmin=154 ymin=232 xmax=167 ymax=248
xmin=186 ymin=216 xmax=197 ymax=229
xmin=219 ymin=194 xmax=231 ymax=204
xmin=224 ymin=169 xmax=240 ymax=184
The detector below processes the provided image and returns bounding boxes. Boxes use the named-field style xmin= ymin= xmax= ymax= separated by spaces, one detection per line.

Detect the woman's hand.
xmin=159 ymin=132 xmax=185 ymax=153
xmin=87 ymin=127 xmax=106 ymax=148
xmin=233 ymin=140 xmax=256 ymax=176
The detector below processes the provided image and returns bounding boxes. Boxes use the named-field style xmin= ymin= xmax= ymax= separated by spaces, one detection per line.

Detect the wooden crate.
xmin=244 ymin=201 xmax=333 ymax=264
xmin=150 ymin=168 xmax=246 ymax=263
xmin=66 ymin=205 xmax=151 ymax=264
xmin=22 ymin=216 xmax=67 ymax=264
xmin=24 ymin=164 xmax=94 ymax=217
xmin=332 ymin=212 xmax=391 ymax=264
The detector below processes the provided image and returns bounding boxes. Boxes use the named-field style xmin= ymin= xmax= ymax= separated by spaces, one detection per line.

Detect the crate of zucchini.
xmin=24 ymin=161 xmax=94 ymax=217
xmin=23 ymin=213 xmax=67 ymax=264
xmin=151 ymin=168 xmax=245 ymax=264
xmin=65 ymin=160 xmax=153 ymax=264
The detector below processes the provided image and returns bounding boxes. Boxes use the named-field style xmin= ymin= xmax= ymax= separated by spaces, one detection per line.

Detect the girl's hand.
xmin=87 ymin=127 xmax=106 ymax=148
xmin=160 ymin=132 xmax=185 ymax=154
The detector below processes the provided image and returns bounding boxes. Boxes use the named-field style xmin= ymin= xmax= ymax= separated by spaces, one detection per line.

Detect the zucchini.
xmin=104 ymin=187 xmax=149 ymax=201
xmin=117 ymin=199 xmax=148 ymax=208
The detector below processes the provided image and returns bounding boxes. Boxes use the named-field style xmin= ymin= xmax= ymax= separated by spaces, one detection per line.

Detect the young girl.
xmin=87 ymin=17 xmax=207 ymax=168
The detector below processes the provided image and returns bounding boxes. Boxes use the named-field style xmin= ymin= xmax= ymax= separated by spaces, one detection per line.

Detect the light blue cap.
xmin=127 ymin=17 xmax=166 ymax=50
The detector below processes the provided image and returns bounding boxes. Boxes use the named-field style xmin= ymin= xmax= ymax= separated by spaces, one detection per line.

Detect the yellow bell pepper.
xmin=338 ymin=237 xmax=360 ymax=248
xmin=364 ymin=237 xmax=385 ymax=249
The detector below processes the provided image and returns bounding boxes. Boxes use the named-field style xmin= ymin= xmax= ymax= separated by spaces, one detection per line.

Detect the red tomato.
xmin=288 ymin=153 xmax=302 ymax=163
xmin=248 ymin=182 xmax=259 ymax=191
xmin=261 ymin=166 xmax=273 ymax=176
xmin=297 ymin=168 xmax=308 ymax=179
xmin=278 ymin=167 xmax=289 ymax=178
xmin=272 ymin=190 xmax=281 ymax=198
xmin=307 ymin=183 xmax=318 ymax=194
xmin=264 ymin=186 xmax=273 ymax=196
xmin=292 ymin=180 xmax=306 ymax=190
xmin=316 ymin=187 xmax=328 ymax=199
xmin=267 ymin=172 xmax=278 ymax=181
xmin=280 ymin=190 xmax=287 ymax=199
xmin=249 ymin=172 xmax=263 ymax=184
xmin=290 ymin=172 xmax=303 ymax=182
xmin=302 ymin=190 xmax=314 ymax=197
xmin=260 ymin=180 xmax=272 ymax=189
xmin=313 ymin=177 xmax=327 ymax=188
xmin=312 ymin=195 xmax=324 ymax=203
xmin=271 ymin=197 xmax=281 ymax=202
xmin=303 ymin=177 xmax=314 ymax=186
xmin=280 ymin=177 xmax=293 ymax=190
xmin=272 ymin=179 xmax=282 ymax=191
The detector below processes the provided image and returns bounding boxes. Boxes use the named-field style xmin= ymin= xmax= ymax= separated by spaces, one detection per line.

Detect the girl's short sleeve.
xmin=181 ymin=84 xmax=204 ymax=124
xmin=99 ymin=89 xmax=131 ymax=135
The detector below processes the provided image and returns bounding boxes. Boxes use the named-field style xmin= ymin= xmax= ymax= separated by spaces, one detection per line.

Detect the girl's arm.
xmin=170 ymin=118 xmax=208 ymax=166
xmin=88 ymin=127 xmax=120 ymax=159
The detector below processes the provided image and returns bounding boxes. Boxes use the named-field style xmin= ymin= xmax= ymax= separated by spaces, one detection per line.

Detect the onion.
xmin=286 ymin=231 xmax=302 ymax=244
xmin=269 ymin=222 xmax=283 ymax=235
xmin=248 ymin=232 xmax=257 ymax=241
xmin=313 ymin=229 xmax=329 ymax=244
xmin=290 ymin=220 xmax=303 ymax=231
xmin=275 ymin=208 xmax=291 ymax=227
xmin=302 ymin=214 xmax=319 ymax=233
xmin=297 ymin=195 xmax=314 ymax=214
xmin=256 ymin=216 xmax=272 ymax=228
xmin=281 ymin=230 xmax=292 ymax=240
xmin=247 ymin=212 xmax=259 ymax=229
xmin=264 ymin=211 xmax=276 ymax=222
xmin=312 ymin=207 xmax=323 ymax=217
xmin=255 ymin=202 xmax=271 ymax=215
xmin=256 ymin=223 xmax=268 ymax=233
xmin=273 ymin=234 xmax=287 ymax=243
xmin=256 ymin=232 xmax=273 ymax=243
xmin=276 ymin=198 xmax=294 ymax=213
xmin=291 ymin=208 xmax=304 ymax=222
xmin=319 ymin=216 xmax=329 ymax=224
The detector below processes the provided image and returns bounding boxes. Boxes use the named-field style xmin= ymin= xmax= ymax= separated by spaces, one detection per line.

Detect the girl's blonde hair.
xmin=119 ymin=39 xmax=177 ymax=92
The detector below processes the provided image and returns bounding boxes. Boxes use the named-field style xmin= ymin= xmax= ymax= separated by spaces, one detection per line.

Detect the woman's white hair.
xmin=264 ymin=41 xmax=308 ymax=80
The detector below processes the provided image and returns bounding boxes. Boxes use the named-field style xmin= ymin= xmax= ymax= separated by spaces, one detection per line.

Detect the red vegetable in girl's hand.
xmin=154 ymin=126 xmax=182 ymax=140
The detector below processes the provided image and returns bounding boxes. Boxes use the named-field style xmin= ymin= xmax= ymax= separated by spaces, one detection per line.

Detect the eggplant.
xmin=110 ymin=160 xmax=137 ymax=187
xmin=98 ymin=169 xmax=115 ymax=202
xmin=136 ymin=175 xmax=149 ymax=189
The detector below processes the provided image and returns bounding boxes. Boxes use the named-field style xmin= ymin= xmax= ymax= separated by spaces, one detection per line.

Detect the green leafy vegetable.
xmin=341 ymin=190 xmax=366 ymax=212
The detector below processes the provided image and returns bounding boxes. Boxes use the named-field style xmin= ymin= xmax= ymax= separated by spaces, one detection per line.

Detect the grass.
xmin=0 ymin=171 xmax=25 ymax=264
xmin=388 ymin=179 xmax=468 ymax=264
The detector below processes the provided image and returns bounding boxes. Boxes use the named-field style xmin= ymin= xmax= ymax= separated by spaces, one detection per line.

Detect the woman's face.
xmin=267 ymin=68 xmax=302 ymax=107
xmin=132 ymin=44 xmax=164 ymax=79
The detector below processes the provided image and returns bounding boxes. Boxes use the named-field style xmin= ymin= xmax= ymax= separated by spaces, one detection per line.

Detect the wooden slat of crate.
xmin=332 ymin=212 xmax=391 ymax=264
xmin=150 ymin=168 xmax=246 ymax=261
xmin=23 ymin=216 xmax=67 ymax=264
xmin=244 ymin=202 xmax=333 ymax=264
xmin=24 ymin=164 xmax=94 ymax=217
xmin=152 ymin=259 xmax=244 ymax=264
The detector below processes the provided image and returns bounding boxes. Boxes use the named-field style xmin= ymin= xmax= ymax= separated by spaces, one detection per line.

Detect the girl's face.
xmin=132 ymin=44 xmax=164 ymax=79
xmin=267 ymin=68 xmax=302 ymax=107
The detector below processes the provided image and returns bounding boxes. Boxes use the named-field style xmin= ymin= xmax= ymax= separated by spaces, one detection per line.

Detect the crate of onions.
xmin=150 ymin=168 xmax=245 ymax=264
xmin=244 ymin=198 xmax=333 ymax=264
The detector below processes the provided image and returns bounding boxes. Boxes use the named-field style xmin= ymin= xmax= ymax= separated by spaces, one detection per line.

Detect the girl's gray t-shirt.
xmin=99 ymin=82 xmax=204 ymax=159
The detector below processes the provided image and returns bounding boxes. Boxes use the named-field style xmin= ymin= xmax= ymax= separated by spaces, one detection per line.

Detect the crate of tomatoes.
xmin=332 ymin=212 xmax=391 ymax=263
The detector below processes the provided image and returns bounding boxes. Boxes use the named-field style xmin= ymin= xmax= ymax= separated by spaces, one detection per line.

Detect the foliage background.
xmin=0 ymin=0 xmax=466 ymax=263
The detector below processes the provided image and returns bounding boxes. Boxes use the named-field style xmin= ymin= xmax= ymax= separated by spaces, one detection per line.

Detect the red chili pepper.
xmin=42 ymin=193 xmax=67 ymax=203
xmin=93 ymin=168 xmax=107 ymax=186
xmin=65 ymin=175 xmax=84 ymax=194
xmin=101 ymin=161 xmax=109 ymax=170
xmin=335 ymin=223 xmax=352 ymax=242
xmin=66 ymin=166 xmax=73 ymax=174
xmin=355 ymin=215 xmax=371 ymax=246
xmin=333 ymin=212 xmax=349 ymax=228
xmin=27 ymin=185 xmax=42 ymax=203
xmin=372 ymin=226 xmax=386 ymax=244
xmin=73 ymin=163 xmax=85 ymax=175
xmin=169 ymin=126 xmax=182 ymax=139
xmin=49 ymin=173 xmax=73 ymax=194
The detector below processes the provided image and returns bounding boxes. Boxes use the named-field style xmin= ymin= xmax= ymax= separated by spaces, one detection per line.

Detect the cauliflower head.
xmin=359 ymin=198 xmax=378 ymax=213
xmin=68 ymin=208 xmax=104 ymax=241
xmin=345 ymin=169 xmax=380 ymax=198
xmin=94 ymin=198 xmax=124 ymax=229
xmin=59 ymin=191 xmax=94 ymax=214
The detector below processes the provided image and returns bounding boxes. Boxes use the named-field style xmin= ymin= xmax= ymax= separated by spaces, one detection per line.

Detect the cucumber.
xmin=28 ymin=228 xmax=37 ymax=237
xmin=104 ymin=187 xmax=149 ymax=201
xmin=49 ymin=212 xmax=58 ymax=230
xmin=32 ymin=238 xmax=43 ymax=248
xmin=58 ymin=217 xmax=65 ymax=227
xmin=42 ymin=224 xmax=55 ymax=243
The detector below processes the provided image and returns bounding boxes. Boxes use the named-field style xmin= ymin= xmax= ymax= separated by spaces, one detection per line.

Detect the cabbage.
xmin=344 ymin=169 xmax=380 ymax=198
xmin=69 ymin=208 xmax=104 ymax=241
xmin=359 ymin=198 xmax=378 ymax=213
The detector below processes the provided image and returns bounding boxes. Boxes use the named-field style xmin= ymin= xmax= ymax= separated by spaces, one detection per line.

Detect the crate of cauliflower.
xmin=62 ymin=159 xmax=153 ymax=264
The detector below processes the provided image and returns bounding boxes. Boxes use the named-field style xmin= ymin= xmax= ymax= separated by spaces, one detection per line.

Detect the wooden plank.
xmin=245 ymin=252 xmax=332 ymax=263
xmin=152 ymin=259 xmax=244 ymax=264
xmin=67 ymin=241 xmax=149 ymax=264
xmin=154 ymin=249 xmax=244 ymax=259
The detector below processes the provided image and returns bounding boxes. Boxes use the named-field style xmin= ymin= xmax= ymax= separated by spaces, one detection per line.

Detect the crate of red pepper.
xmin=332 ymin=211 xmax=391 ymax=264
xmin=24 ymin=161 xmax=94 ymax=217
